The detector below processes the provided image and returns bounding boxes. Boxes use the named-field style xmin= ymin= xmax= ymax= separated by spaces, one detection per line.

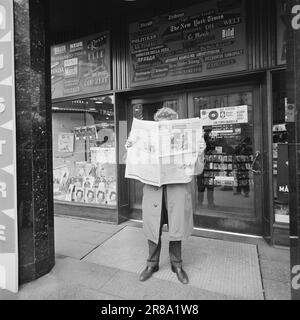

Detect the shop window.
xmin=133 ymin=100 xmax=179 ymax=120
xmin=272 ymin=71 xmax=289 ymax=223
xmin=193 ymin=92 xmax=255 ymax=216
xmin=52 ymin=95 xmax=117 ymax=207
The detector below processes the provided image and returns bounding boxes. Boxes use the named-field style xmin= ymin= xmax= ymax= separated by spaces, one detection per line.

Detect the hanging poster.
xmin=0 ymin=0 xmax=18 ymax=293
xmin=128 ymin=0 xmax=247 ymax=87
xmin=57 ymin=133 xmax=74 ymax=153
xmin=51 ymin=31 xmax=111 ymax=99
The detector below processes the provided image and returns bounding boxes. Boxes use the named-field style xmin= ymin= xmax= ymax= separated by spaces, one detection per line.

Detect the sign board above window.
xmin=128 ymin=0 xmax=247 ymax=87
xmin=51 ymin=31 xmax=111 ymax=99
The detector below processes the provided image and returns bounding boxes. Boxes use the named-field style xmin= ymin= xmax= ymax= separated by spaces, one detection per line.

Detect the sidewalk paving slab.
xmin=49 ymin=257 xmax=119 ymax=291
xmin=55 ymin=216 xmax=124 ymax=234
xmin=55 ymin=216 xmax=124 ymax=259
xmin=55 ymin=239 xmax=97 ymax=260
xmin=259 ymin=259 xmax=290 ymax=283
xmin=263 ymin=279 xmax=291 ymax=300
xmin=258 ymin=245 xmax=290 ymax=263
xmin=18 ymin=278 xmax=123 ymax=300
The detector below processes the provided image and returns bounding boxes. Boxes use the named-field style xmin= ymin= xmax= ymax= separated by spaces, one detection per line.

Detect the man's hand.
xmin=125 ymin=135 xmax=139 ymax=149
xmin=124 ymin=137 xmax=136 ymax=164
xmin=122 ymin=152 xmax=128 ymax=164
xmin=125 ymin=140 xmax=134 ymax=149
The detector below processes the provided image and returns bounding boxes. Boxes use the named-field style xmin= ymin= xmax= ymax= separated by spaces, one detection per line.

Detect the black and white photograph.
xmin=1 ymin=0 xmax=300 ymax=310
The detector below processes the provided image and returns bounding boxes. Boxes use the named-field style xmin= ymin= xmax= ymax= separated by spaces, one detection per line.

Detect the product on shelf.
xmin=74 ymin=187 xmax=84 ymax=203
xmin=57 ymin=133 xmax=75 ymax=153
xmin=54 ymin=118 xmax=117 ymax=206
xmin=54 ymin=161 xmax=118 ymax=206
xmin=201 ymin=153 xmax=253 ymax=187
xmin=85 ymin=188 xmax=95 ymax=204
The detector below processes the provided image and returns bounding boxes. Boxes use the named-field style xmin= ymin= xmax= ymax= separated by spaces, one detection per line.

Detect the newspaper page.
xmin=125 ymin=118 xmax=160 ymax=186
xmin=125 ymin=118 xmax=206 ymax=187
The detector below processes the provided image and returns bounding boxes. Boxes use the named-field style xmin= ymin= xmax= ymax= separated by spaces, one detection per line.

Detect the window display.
xmin=272 ymin=72 xmax=289 ymax=223
xmin=193 ymin=91 xmax=255 ymax=215
xmin=52 ymin=95 xmax=117 ymax=207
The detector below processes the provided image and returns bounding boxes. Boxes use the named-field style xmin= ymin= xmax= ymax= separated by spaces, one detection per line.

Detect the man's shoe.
xmin=139 ymin=265 xmax=159 ymax=282
xmin=171 ymin=265 xmax=189 ymax=284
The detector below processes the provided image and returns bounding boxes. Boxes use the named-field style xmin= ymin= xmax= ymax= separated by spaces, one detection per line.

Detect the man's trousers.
xmin=146 ymin=186 xmax=182 ymax=268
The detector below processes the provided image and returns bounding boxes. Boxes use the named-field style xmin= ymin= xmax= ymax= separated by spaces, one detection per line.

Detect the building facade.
xmin=0 ymin=0 xmax=299 ymax=299
xmin=50 ymin=0 xmax=289 ymax=245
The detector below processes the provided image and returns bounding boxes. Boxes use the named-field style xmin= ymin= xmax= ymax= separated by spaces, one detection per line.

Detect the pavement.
xmin=0 ymin=216 xmax=291 ymax=300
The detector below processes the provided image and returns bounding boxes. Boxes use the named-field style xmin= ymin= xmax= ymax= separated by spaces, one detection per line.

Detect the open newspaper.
xmin=125 ymin=118 xmax=206 ymax=187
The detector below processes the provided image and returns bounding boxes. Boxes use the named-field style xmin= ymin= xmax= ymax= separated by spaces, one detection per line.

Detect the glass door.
xmin=128 ymin=93 xmax=186 ymax=219
xmin=188 ymin=86 xmax=263 ymax=235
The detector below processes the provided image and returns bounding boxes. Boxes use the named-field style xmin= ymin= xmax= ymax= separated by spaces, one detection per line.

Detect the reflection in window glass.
xmin=272 ymin=72 xmax=289 ymax=223
xmin=133 ymin=100 xmax=179 ymax=120
xmin=194 ymin=92 xmax=255 ymax=217
xmin=52 ymin=95 xmax=117 ymax=207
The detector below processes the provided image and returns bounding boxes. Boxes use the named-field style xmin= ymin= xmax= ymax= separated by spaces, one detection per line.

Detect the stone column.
xmin=13 ymin=0 xmax=54 ymax=284
xmin=286 ymin=0 xmax=300 ymax=300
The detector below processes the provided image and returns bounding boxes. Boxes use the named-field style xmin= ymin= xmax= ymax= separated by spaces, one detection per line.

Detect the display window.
xmin=192 ymin=91 xmax=255 ymax=216
xmin=272 ymin=71 xmax=289 ymax=223
xmin=52 ymin=95 xmax=117 ymax=208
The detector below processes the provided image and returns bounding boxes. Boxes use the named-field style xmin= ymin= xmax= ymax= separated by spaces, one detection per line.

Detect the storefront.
xmin=50 ymin=0 xmax=289 ymax=244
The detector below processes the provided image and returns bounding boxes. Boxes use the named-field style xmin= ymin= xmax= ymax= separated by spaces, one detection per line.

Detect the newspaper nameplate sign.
xmin=0 ymin=0 xmax=18 ymax=293
xmin=51 ymin=31 xmax=111 ymax=99
xmin=125 ymin=118 xmax=206 ymax=187
xmin=200 ymin=105 xmax=248 ymax=126
xmin=128 ymin=0 xmax=247 ymax=87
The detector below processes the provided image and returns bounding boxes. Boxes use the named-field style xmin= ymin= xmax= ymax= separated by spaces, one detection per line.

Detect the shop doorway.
xmin=187 ymin=85 xmax=263 ymax=235
xmin=128 ymin=84 xmax=264 ymax=235
xmin=128 ymin=93 xmax=186 ymax=215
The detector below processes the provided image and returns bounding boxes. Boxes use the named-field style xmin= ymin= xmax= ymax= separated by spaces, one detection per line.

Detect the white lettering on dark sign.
xmin=54 ymin=45 xmax=66 ymax=55
xmin=292 ymin=265 xmax=300 ymax=290
xmin=278 ymin=185 xmax=289 ymax=193
xmin=291 ymin=5 xmax=300 ymax=30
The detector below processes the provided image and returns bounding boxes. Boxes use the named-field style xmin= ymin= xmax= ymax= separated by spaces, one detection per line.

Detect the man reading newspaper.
xmin=125 ymin=107 xmax=206 ymax=284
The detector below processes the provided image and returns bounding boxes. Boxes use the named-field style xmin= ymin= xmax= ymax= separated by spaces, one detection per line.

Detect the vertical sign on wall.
xmin=0 ymin=0 xmax=18 ymax=293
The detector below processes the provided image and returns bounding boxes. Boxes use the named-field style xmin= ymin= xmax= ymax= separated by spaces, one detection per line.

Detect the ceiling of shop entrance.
xmin=49 ymin=0 xmax=202 ymax=41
